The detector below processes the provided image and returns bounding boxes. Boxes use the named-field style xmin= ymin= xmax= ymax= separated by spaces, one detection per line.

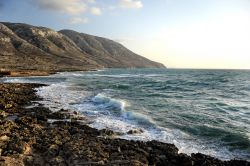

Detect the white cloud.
xmin=90 ymin=7 xmax=102 ymax=15
xmin=33 ymin=0 xmax=87 ymax=15
xmin=114 ymin=38 xmax=135 ymax=44
xmin=87 ymin=0 xmax=96 ymax=4
xmin=27 ymin=0 xmax=143 ymax=24
xmin=120 ymin=0 xmax=143 ymax=9
xmin=69 ymin=17 xmax=89 ymax=24
xmin=29 ymin=0 xmax=143 ymax=15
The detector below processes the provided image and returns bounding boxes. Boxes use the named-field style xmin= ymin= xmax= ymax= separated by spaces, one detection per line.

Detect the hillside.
xmin=0 ymin=22 xmax=165 ymax=72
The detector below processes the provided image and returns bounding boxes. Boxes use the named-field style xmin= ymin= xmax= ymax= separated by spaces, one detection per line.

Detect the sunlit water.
xmin=2 ymin=69 xmax=250 ymax=160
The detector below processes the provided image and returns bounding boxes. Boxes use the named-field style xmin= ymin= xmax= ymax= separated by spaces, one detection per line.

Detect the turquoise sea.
xmin=3 ymin=69 xmax=250 ymax=160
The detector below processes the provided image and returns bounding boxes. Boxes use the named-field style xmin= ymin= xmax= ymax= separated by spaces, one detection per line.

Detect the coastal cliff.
xmin=0 ymin=22 xmax=165 ymax=72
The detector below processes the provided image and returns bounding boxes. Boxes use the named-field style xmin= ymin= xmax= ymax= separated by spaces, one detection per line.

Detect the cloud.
xmin=114 ymin=38 xmax=135 ymax=44
xmin=28 ymin=0 xmax=102 ymax=17
xmin=28 ymin=0 xmax=143 ymax=15
xmin=24 ymin=0 xmax=143 ymax=24
xmin=69 ymin=17 xmax=88 ymax=24
xmin=90 ymin=7 xmax=102 ymax=15
xmin=31 ymin=0 xmax=88 ymax=15
xmin=87 ymin=0 xmax=96 ymax=4
xmin=120 ymin=0 xmax=143 ymax=9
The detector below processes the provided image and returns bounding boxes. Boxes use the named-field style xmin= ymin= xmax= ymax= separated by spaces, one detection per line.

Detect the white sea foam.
xmin=88 ymin=112 xmax=234 ymax=160
xmin=3 ymin=78 xmax=31 ymax=83
xmin=36 ymin=83 xmax=91 ymax=112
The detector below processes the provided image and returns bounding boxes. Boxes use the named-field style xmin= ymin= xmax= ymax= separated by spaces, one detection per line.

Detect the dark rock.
xmin=227 ymin=160 xmax=250 ymax=166
xmin=0 ymin=104 xmax=4 ymax=109
xmin=49 ymin=111 xmax=68 ymax=119
xmin=127 ymin=129 xmax=143 ymax=135
xmin=5 ymin=115 xmax=18 ymax=121
xmin=100 ymin=129 xmax=115 ymax=136
xmin=46 ymin=144 xmax=59 ymax=157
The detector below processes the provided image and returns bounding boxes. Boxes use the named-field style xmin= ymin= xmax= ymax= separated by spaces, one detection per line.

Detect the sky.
xmin=0 ymin=0 xmax=250 ymax=69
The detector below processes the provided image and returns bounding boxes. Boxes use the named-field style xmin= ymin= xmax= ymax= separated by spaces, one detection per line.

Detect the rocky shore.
xmin=0 ymin=83 xmax=249 ymax=166
xmin=0 ymin=70 xmax=53 ymax=77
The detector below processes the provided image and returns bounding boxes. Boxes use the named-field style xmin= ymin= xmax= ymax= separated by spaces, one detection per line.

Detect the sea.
xmin=2 ymin=68 xmax=250 ymax=160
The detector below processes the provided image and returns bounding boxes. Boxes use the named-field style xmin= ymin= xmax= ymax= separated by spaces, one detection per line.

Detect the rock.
xmin=50 ymin=156 xmax=66 ymax=166
xmin=15 ymin=116 xmax=37 ymax=125
xmin=46 ymin=144 xmax=59 ymax=157
xmin=0 ymin=104 xmax=4 ymax=109
xmin=49 ymin=112 xmax=68 ymax=119
xmin=23 ymin=143 xmax=32 ymax=155
xmin=73 ymin=111 xmax=78 ymax=115
xmin=5 ymin=115 xmax=18 ymax=121
xmin=67 ymin=126 xmax=79 ymax=135
xmin=35 ymin=114 xmax=47 ymax=122
xmin=227 ymin=160 xmax=250 ymax=166
xmin=0 ymin=135 xmax=10 ymax=141
xmin=100 ymin=129 xmax=115 ymax=136
xmin=127 ymin=129 xmax=143 ymax=135
xmin=4 ymin=104 xmax=13 ymax=109
xmin=58 ymin=109 xmax=70 ymax=114
xmin=117 ymin=147 xmax=121 ymax=153
xmin=0 ymin=111 xmax=8 ymax=119
xmin=0 ymin=156 xmax=24 ymax=166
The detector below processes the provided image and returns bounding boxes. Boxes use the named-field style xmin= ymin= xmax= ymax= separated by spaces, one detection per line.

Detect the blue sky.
xmin=0 ymin=0 xmax=250 ymax=69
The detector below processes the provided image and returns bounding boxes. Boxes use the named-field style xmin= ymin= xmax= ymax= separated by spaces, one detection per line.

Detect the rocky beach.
xmin=1 ymin=0 xmax=249 ymax=164
xmin=0 ymin=83 xmax=249 ymax=166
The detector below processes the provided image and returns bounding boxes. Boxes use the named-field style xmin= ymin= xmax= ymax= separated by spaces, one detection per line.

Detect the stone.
xmin=127 ymin=129 xmax=144 ymax=135
xmin=0 ymin=135 xmax=10 ymax=141
xmin=5 ymin=104 xmax=13 ymax=109
xmin=0 ymin=104 xmax=4 ymax=109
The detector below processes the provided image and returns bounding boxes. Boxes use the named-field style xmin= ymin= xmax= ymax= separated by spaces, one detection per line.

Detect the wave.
xmin=111 ymin=84 xmax=131 ymax=90
xmin=91 ymin=93 xmax=155 ymax=126
xmin=2 ymin=77 xmax=33 ymax=83
xmin=154 ymin=85 xmax=193 ymax=92
xmin=91 ymin=93 xmax=127 ymax=112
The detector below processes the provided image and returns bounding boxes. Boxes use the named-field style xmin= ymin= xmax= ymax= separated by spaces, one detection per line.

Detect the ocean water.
xmin=2 ymin=68 xmax=250 ymax=160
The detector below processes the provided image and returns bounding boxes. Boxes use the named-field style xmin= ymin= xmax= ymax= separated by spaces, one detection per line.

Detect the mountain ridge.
xmin=0 ymin=22 xmax=165 ymax=72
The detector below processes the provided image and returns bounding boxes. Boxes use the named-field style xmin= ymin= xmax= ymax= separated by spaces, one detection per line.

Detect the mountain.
xmin=59 ymin=30 xmax=165 ymax=68
xmin=0 ymin=22 xmax=165 ymax=72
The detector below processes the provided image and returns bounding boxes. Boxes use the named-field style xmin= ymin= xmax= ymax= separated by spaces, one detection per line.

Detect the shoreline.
xmin=0 ymin=83 xmax=249 ymax=165
xmin=0 ymin=68 xmax=104 ymax=77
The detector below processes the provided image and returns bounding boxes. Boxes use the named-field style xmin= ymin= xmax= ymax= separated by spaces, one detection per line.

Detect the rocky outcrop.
xmin=0 ymin=22 xmax=165 ymax=72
